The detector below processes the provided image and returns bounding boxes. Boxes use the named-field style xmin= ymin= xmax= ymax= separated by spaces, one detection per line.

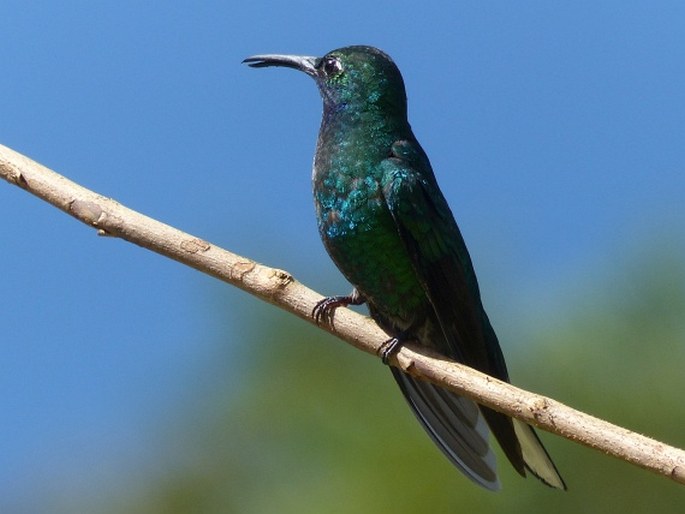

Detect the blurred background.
xmin=2 ymin=2 xmax=684 ymax=512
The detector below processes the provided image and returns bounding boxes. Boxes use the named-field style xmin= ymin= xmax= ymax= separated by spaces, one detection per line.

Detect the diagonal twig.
xmin=1 ymin=143 xmax=684 ymax=486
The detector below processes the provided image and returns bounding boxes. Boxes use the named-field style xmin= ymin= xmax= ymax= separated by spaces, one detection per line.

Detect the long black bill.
xmin=242 ymin=54 xmax=319 ymax=77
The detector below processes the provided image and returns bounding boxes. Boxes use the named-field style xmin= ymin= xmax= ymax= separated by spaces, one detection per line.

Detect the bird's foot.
xmin=312 ymin=289 xmax=365 ymax=325
xmin=378 ymin=335 xmax=405 ymax=365
xmin=312 ymin=296 xmax=349 ymax=325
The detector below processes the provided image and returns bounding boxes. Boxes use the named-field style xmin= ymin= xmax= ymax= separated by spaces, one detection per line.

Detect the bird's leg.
xmin=312 ymin=288 xmax=366 ymax=325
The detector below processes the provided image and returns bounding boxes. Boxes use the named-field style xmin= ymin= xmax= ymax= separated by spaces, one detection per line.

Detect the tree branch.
xmin=2 ymin=143 xmax=684 ymax=486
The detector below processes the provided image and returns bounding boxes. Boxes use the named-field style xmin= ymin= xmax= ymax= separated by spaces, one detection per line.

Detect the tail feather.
xmin=513 ymin=419 xmax=567 ymax=490
xmin=391 ymin=369 xmax=500 ymax=490
xmin=392 ymin=369 xmax=566 ymax=490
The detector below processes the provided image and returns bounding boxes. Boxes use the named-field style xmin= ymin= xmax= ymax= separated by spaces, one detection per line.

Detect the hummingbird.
xmin=243 ymin=45 xmax=565 ymax=490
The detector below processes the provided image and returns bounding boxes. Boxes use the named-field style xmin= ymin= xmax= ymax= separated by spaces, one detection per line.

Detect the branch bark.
xmin=2 ymin=143 xmax=684 ymax=486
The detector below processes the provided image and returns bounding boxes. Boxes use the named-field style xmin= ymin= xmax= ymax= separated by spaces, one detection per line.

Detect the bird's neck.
xmin=317 ymin=102 xmax=409 ymax=160
xmin=323 ymin=98 xmax=406 ymax=130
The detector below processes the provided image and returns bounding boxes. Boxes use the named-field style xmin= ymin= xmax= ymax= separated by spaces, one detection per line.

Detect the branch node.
xmin=522 ymin=396 xmax=551 ymax=423
xmin=16 ymin=172 xmax=29 ymax=189
xmin=69 ymin=199 xmax=105 ymax=226
xmin=233 ymin=259 xmax=256 ymax=279
xmin=270 ymin=268 xmax=294 ymax=288
xmin=180 ymin=238 xmax=211 ymax=254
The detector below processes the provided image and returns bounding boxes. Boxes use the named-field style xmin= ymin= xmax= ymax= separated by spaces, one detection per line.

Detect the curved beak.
xmin=242 ymin=54 xmax=319 ymax=77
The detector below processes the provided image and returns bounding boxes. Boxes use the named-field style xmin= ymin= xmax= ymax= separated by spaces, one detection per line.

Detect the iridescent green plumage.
xmin=244 ymin=46 xmax=565 ymax=490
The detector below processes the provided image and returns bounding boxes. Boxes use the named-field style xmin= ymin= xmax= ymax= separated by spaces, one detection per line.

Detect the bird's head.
xmin=244 ymin=46 xmax=407 ymax=117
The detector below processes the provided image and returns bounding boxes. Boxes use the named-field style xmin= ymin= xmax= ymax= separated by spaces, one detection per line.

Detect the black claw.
xmin=312 ymin=290 xmax=366 ymax=325
xmin=313 ymin=296 xmax=344 ymax=324
xmin=379 ymin=336 xmax=404 ymax=364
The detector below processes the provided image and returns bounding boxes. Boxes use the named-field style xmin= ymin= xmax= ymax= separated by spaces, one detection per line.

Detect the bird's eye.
xmin=321 ymin=57 xmax=343 ymax=76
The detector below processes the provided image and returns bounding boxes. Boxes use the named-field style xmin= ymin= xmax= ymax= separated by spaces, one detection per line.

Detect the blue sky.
xmin=1 ymin=1 xmax=684 ymax=509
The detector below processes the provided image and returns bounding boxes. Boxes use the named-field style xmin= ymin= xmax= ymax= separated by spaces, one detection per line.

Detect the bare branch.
xmin=2 ymin=143 xmax=684 ymax=485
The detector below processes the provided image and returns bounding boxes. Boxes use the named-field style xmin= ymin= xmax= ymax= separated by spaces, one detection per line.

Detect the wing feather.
xmin=379 ymin=140 xmax=565 ymax=489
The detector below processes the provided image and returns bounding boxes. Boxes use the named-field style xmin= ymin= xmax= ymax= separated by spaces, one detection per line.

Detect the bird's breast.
xmin=313 ymin=167 xmax=428 ymax=331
